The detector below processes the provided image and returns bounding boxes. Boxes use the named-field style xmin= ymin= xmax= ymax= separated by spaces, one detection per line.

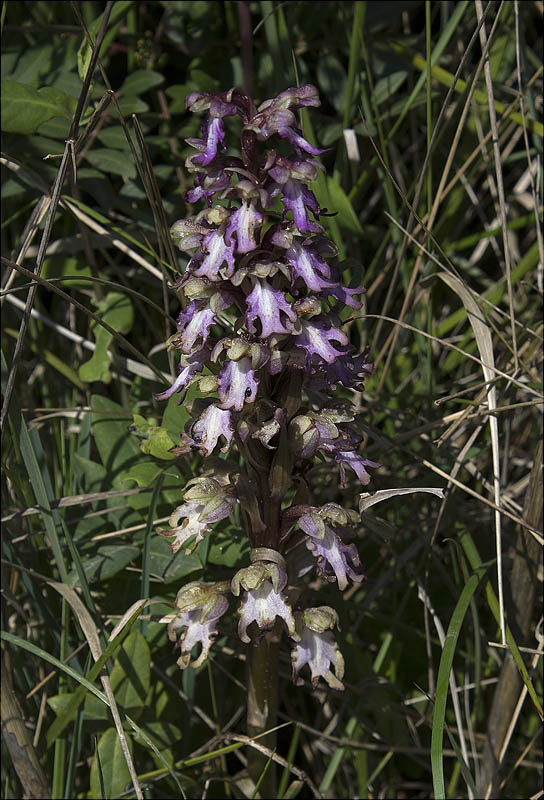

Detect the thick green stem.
xmin=246 ymin=627 xmax=280 ymax=797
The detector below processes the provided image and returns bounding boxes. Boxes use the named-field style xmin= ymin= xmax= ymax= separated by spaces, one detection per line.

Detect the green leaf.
xmin=79 ymin=292 xmax=134 ymax=383
xmin=89 ymin=727 xmax=133 ymax=800
xmin=431 ymin=571 xmax=483 ymax=799
xmin=121 ymin=69 xmax=164 ymax=95
xmin=77 ymin=0 xmax=133 ymax=81
xmin=120 ymin=461 xmax=164 ymax=488
xmin=129 ymin=414 xmax=177 ymax=460
xmin=42 ymin=255 xmax=94 ymax=288
xmin=147 ymin=535 xmax=202 ymax=584
xmin=8 ymin=44 xmax=54 ymax=86
xmin=67 ymin=545 xmax=139 ymax=587
xmin=117 ymin=96 xmax=149 ymax=116
xmin=317 ymin=53 xmax=347 ymax=114
xmin=207 ymin=528 xmax=249 ymax=568
xmin=83 ymin=147 xmax=138 ymax=179
xmin=326 ymin=176 xmax=363 ymax=234
xmin=1 ymin=80 xmax=77 ymax=134
xmin=109 ymin=631 xmax=150 ymax=712
xmin=373 ymin=71 xmax=408 ymax=105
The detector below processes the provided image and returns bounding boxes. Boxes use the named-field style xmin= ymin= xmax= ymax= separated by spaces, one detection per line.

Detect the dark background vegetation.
xmin=1 ymin=2 xmax=542 ymax=798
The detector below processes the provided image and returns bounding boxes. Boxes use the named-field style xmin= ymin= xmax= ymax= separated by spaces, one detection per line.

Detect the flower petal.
xmin=191 ymin=405 xmax=234 ymax=456
xmin=291 ymin=617 xmax=344 ymax=689
xmin=246 ymin=280 xmax=297 ymax=338
xmin=237 ymin=580 xmax=297 ymax=643
xmin=218 ymin=357 xmax=259 ymax=411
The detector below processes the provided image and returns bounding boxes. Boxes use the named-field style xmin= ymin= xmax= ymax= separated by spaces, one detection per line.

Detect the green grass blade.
xmin=431 ymin=570 xmax=483 ymax=799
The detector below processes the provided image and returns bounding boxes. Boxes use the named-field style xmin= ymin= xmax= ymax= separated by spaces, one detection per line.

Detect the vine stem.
xmin=246 ymin=626 xmax=280 ymax=797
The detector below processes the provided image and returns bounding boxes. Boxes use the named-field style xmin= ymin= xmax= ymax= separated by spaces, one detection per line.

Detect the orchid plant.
xmin=154 ymin=83 xmax=377 ymax=788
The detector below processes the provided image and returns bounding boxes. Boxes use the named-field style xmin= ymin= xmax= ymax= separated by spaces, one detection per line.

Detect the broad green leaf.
xmin=207 ymin=528 xmax=249 ymax=568
xmin=326 ymin=176 xmax=363 ymax=234
xmin=117 ymin=96 xmax=149 ymax=116
xmin=162 ymin=384 xmax=198 ymax=442
xmin=120 ymin=461 xmax=164 ymax=488
xmin=1 ymin=80 xmax=77 ymax=134
xmin=135 ymin=721 xmax=182 ymax=768
xmin=79 ymin=292 xmax=134 ymax=383
xmin=129 ymin=414 xmax=177 ymax=460
xmin=97 ymin=125 xmax=132 ymax=150
xmin=8 ymin=44 xmax=53 ymax=86
xmin=147 ymin=535 xmax=202 ymax=584
xmin=109 ymin=631 xmax=150 ymax=712
xmin=72 ymin=453 xmax=107 ymax=495
xmin=84 ymin=147 xmax=137 ymax=178
xmin=42 ymin=255 xmax=94 ymax=288
xmin=317 ymin=54 xmax=347 ymax=113
xmin=373 ymin=71 xmax=408 ymax=105
xmin=67 ymin=545 xmax=139 ymax=587
xmin=89 ymin=727 xmax=133 ymax=800
xmin=121 ymin=69 xmax=164 ymax=95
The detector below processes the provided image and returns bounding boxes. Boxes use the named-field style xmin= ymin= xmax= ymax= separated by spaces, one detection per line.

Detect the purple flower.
xmin=154 ymin=348 xmax=207 ymax=402
xmin=280 ymin=179 xmax=322 ymax=233
xmin=285 ymin=243 xmax=336 ymax=292
xmin=185 ymin=91 xmax=239 ymax=117
xmin=246 ymin=280 xmax=297 ymax=338
xmin=192 ymin=229 xmax=236 ymax=281
xmin=218 ymin=357 xmax=259 ymax=411
xmin=291 ymin=607 xmax=344 ymax=690
xmin=186 ymin=117 xmax=226 ymax=166
xmin=157 ymin=502 xmax=211 ymax=554
xmin=224 ymin=201 xmax=263 ymax=253
xmin=165 ymin=581 xmax=230 ymax=669
xmin=334 ymin=450 xmax=379 ymax=486
xmin=186 ymin=166 xmax=232 ymax=205
xmin=324 ymin=350 xmax=375 ymax=390
xmin=175 ymin=301 xmax=217 ymax=354
xmin=257 ymin=84 xmax=321 ymax=112
xmin=295 ymin=318 xmax=349 ymax=364
xmin=191 ymin=405 xmax=234 ymax=456
xmin=324 ymin=282 xmax=364 ymax=309
xmin=238 ymin=580 xmax=296 ymax=642
xmin=298 ymin=512 xmax=364 ymax=591
xmin=232 ymin=561 xmax=298 ymax=643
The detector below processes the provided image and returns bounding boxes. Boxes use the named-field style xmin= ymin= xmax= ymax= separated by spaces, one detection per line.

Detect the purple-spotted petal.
xmin=291 ymin=620 xmax=344 ymax=690
xmin=218 ymin=357 xmax=259 ymax=411
xmin=168 ymin=594 xmax=229 ymax=669
xmin=295 ymin=318 xmax=348 ymax=364
xmin=281 ymin=179 xmax=321 ymax=233
xmin=285 ymin=243 xmax=335 ymax=292
xmin=187 ymin=117 xmax=226 ymax=166
xmin=237 ymin=580 xmax=297 ymax=643
xmin=157 ymin=502 xmax=210 ymax=554
xmin=246 ymin=280 xmax=297 ymax=338
xmin=278 ymin=125 xmax=328 ymax=155
xmin=177 ymin=301 xmax=216 ymax=353
xmin=193 ymin=229 xmax=236 ymax=280
xmin=303 ymin=523 xmax=365 ymax=590
xmin=154 ymin=349 xmax=206 ymax=402
xmin=335 ymin=451 xmax=379 ymax=486
xmin=224 ymin=202 xmax=263 ymax=253
xmin=191 ymin=405 xmax=234 ymax=456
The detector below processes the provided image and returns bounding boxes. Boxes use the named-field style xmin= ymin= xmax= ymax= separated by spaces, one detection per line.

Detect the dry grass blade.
xmin=45 ymin=581 xmax=143 ymax=800
xmin=359 ymin=487 xmax=444 ymax=512
xmin=436 ymin=272 xmax=505 ymax=645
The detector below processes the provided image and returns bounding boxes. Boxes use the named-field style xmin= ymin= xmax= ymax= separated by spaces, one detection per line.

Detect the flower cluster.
xmin=156 ymin=85 xmax=376 ymax=690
